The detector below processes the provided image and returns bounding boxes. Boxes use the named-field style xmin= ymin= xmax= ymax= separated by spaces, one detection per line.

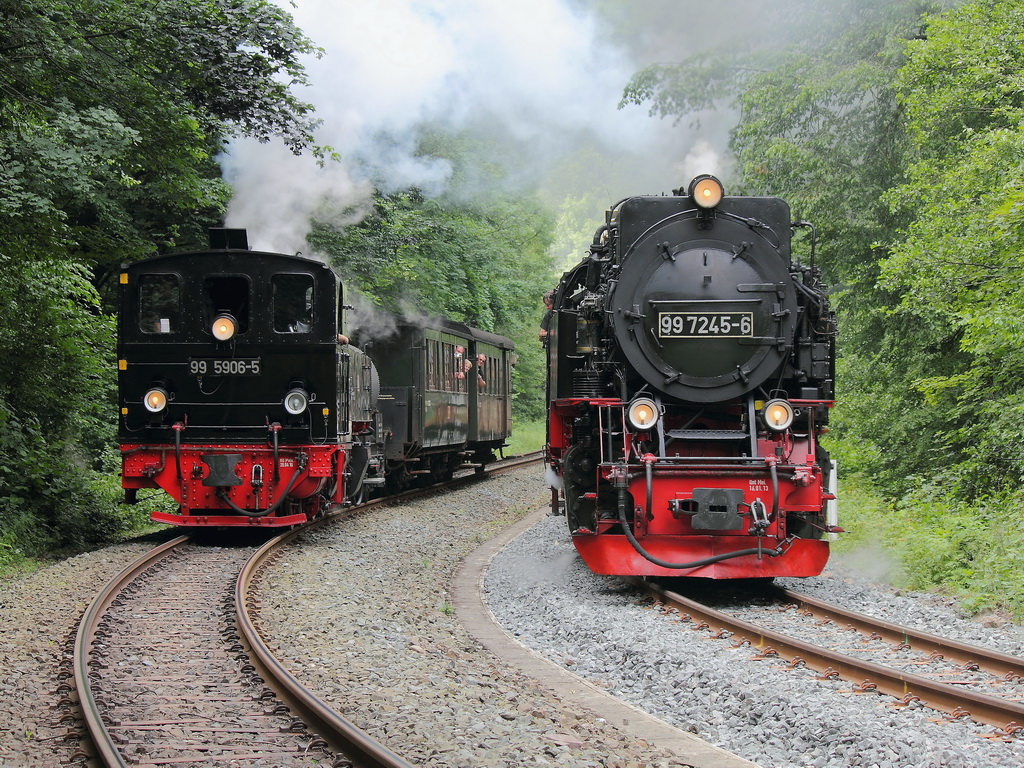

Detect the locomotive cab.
xmin=546 ymin=177 xmax=837 ymax=578
xmin=118 ymin=229 xmax=385 ymax=526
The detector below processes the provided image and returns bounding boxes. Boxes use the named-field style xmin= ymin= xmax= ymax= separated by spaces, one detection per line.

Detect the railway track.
xmin=73 ymin=535 xmax=394 ymax=767
xmin=633 ymin=577 xmax=1024 ymax=738
xmin=72 ymin=454 xmax=540 ymax=767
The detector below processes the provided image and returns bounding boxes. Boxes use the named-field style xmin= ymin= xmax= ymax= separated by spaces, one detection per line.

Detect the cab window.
xmin=273 ymin=274 xmax=314 ymax=333
xmin=139 ymin=274 xmax=181 ymax=334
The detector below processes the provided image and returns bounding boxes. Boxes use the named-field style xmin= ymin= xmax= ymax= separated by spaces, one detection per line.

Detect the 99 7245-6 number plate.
xmin=658 ymin=312 xmax=753 ymax=338
xmin=189 ymin=358 xmax=261 ymax=376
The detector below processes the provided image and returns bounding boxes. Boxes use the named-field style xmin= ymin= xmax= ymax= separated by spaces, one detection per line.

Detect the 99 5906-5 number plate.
xmin=189 ymin=358 xmax=261 ymax=376
xmin=658 ymin=312 xmax=753 ymax=338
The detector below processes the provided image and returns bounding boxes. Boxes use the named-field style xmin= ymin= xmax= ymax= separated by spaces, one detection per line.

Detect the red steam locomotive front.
xmin=546 ymin=177 xmax=839 ymax=578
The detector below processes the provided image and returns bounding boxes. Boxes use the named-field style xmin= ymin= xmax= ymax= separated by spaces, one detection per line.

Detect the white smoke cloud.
xmin=679 ymin=140 xmax=723 ymax=187
xmin=222 ymin=0 xmax=733 ymax=253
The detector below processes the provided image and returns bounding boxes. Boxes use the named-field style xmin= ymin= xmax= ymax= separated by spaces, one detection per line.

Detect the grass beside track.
xmin=832 ymin=469 xmax=1024 ymax=621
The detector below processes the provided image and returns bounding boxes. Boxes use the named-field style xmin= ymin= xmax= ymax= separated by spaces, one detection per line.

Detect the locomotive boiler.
xmin=545 ymin=176 xmax=838 ymax=578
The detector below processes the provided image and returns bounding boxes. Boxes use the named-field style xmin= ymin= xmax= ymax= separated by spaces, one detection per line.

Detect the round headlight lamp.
xmin=688 ymin=174 xmax=724 ymax=209
xmin=762 ymin=398 xmax=795 ymax=432
xmin=143 ymin=387 xmax=169 ymax=413
xmin=626 ymin=397 xmax=660 ymax=431
xmin=211 ymin=313 xmax=237 ymax=342
xmin=283 ymin=388 xmax=309 ymax=416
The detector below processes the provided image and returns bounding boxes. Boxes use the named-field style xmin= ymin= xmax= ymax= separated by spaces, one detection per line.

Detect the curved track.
xmin=633 ymin=578 xmax=1024 ymax=736
xmin=75 ymin=535 xmax=375 ymax=766
xmin=74 ymin=454 xmax=540 ymax=766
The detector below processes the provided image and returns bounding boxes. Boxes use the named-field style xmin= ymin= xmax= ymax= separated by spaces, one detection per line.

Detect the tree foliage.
xmin=880 ymin=0 xmax=1024 ymax=495
xmin=0 ymin=0 xmax=320 ymax=559
xmin=0 ymin=0 xmax=320 ymax=266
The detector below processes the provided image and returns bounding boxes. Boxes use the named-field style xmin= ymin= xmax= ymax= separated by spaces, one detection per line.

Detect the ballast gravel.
xmin=3 ymin=465 xmax=1024 ymax=768
xmin=485 ymin=502 xmax=1024 ymax=768
xmin=254 ymin=472 xmax=699 ymax=767
xmin=0 ymin=538 xmax=159 ymax=767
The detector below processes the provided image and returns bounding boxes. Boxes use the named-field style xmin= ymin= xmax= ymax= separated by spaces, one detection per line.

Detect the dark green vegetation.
xmin=3 ymin=0 xmax=1023 ymax=619
xmin=0 ymin=0 xmax=320 ymax=565
xmin=624 ymin=0 xmax=1024 ymax=616
xmin=0 ymin=0 xmax=558 ymax=570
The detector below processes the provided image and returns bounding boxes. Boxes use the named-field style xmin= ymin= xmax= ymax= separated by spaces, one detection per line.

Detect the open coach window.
xmin=139 ymin=274 xmax=181 ymax=334
xmin=203 ymin=275 xmax=250 ymax=335
xmin=272 ymin=274 xmax=314 ymax=333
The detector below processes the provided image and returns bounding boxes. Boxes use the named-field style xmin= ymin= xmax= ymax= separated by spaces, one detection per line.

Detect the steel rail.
xmin=229 ymin=452 xmax=541 ymax=767
xmin=777 ymin=586 xmax=1024 ymax=682
xmin=236 ymin=521 xmax=415 ymax=768
xmin=630 ymin=577 xmax=1024 ymax=732
xmin=73 ymin=535 xmax=191 ymax=768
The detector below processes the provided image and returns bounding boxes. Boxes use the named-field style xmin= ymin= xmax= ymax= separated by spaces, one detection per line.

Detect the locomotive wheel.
xmin=566 ymin=493 xmax=597 ymax=533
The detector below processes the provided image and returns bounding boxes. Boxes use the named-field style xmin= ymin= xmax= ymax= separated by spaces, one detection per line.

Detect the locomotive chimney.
xmin=208 ymin=228 xmax=249 ymax=250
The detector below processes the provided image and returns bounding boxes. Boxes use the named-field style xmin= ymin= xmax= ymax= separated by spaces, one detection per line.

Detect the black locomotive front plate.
xmin=188 ymin=358 xmax=262 ymax=376
xmin=657 ymin=312 xmax=754 ymax=339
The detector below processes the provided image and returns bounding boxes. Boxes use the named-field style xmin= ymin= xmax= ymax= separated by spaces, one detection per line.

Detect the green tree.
xmin=880 ymin=0 xmax=1024 ymax=495
xmin=0 ymin=0 xmax=321 ymax=558
xmin=1 ymin=0 xmax=320 ymax=269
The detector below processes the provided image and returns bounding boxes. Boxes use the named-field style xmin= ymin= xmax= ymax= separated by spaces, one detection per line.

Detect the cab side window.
xmin=273 ymin=274 xmax=314 ymax=333
xmin=139 ymin=274 xmax=181 ymax=334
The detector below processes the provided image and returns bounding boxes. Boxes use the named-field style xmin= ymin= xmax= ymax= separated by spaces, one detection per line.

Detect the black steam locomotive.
xmin=546 ymin=176 xmax=838 ymax=578
xmin=118 ymin=229 xmax=514 ymax=526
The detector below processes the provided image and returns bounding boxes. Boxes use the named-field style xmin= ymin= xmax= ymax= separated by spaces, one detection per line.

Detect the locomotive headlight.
xmin=283 ymin=388 xmax=309 ymax=416
xmin=762 ymin=398 xmax=795 ymax=432
xmin=211 ymin=313 xmax=237 ymax=342
xmin=688 ymin=174 xmax=724 ymax=209
xmin=143 ymin=387 xmax=169 ymax=413
xmin=627 ymin=397 xmax=660 ymax=431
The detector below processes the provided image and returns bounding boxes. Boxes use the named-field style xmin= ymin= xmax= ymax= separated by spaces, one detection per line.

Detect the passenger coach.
xmin=351 ymin=315 xmax=514 ymax=491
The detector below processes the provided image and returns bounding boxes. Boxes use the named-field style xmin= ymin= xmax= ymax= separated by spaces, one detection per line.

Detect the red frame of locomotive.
xmin=548 ymin=397 xmax=835 ymax=579
xmin=122 ymin=442 xmax=343 ymax=527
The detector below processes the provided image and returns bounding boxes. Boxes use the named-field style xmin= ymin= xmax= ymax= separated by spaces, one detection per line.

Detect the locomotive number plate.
xmin=189 ymin=358 xmax=262 ymax=376
xmin=658 ymin=312 xmax=753 ymax=338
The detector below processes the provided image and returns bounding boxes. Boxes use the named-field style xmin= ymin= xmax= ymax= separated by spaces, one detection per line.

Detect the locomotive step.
xmin=666 ymin=429 xmax=749 ymax=440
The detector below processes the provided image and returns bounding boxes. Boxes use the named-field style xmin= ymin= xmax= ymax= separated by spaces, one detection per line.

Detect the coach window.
xmin=427 ymin=340 xmax=439 ymax=391
xmin=454 ymin=346 xmax=468 ymax=394
xmin=441 ymin=342 xmax=452 ymax=392
xmin=203 ymin=275 xmax=250 ymax=335
xmin=139 ymin=274 xmax=181 ymax=334
xmin=273 ymin=274 xmax=314 ymax=333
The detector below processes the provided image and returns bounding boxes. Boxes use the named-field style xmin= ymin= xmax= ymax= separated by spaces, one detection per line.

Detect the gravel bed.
xmin=0 ymin=537 xmax=163 ymax=767
xmin=255 ymin=469 xmax=698 ymax=767
xmin=5 ymin=466 xmax=1024 ymax=768
xmin=485 ymin=512 xmax=1024 ymax=768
